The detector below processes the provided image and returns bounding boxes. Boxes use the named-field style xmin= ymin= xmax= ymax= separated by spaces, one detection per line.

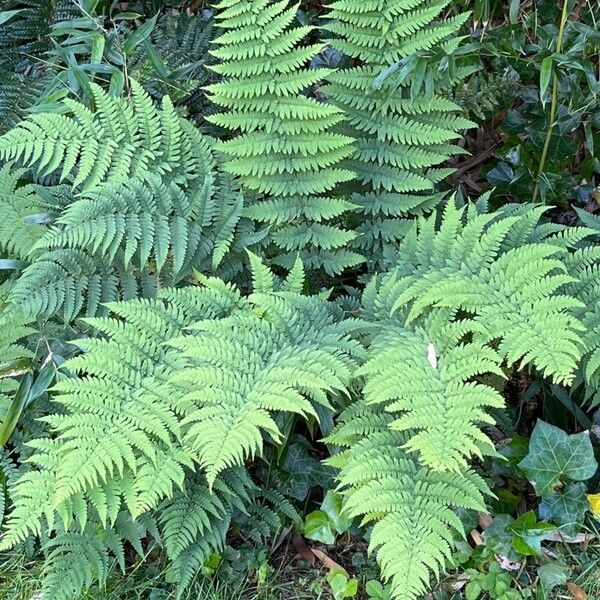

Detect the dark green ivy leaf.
xmin=519 ymin=420 xmax=597 ymax=496
xmin=539 ymin=482 xmax=589 ymax=536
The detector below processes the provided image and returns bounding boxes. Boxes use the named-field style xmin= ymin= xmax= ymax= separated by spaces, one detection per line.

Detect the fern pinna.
xmin=329 ymin=200 xmax=590 ymax=599
xmin=0 ymin=258 xmax=357 ymax=599
xmin=205 ymin=0 xmax=362 ymax=274
xmin=323 ymin=0 xmax=475 ymax=268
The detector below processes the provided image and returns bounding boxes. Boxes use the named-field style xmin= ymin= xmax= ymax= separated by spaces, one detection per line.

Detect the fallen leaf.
xmin=496 ymin=555 xmax=521 ymax=571
xmin=311 ymin=548 xmax=347 ymax=574
xmin=451 ymin=573 xmax=469 ymax=592
xmin=546 ymin=531 xmax=596 ymax=543
xmin=479 ymin=512 xmax=493 ymax=529
xmin=567 ymin=581 xmax=588 ymax=600
xmin=470 ymin=528 xmax=484 ymax=545
xmin=292 ymin=536 xmax=349 ymax=575
xmin=292 ymin=535 xmax=315 ymax=565
xmin=587 ymin=492 xmax=600 ymax=515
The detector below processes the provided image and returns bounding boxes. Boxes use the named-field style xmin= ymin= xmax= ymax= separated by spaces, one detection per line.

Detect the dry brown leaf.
xmin=470 ymin=528 xmax=484 ymax=545
xmin=451 ymin=573 xmax=469 ymax=592
xmin=478 ymin=513 xmax=493 ymax=529
xmin=546 ymin=531 xmax=596 ymax=544
xmin=496 ymin=555 xmax=521 ymax=572
xmin=311 ymin=548 xmax=347 ymax=575
xmin=291 ymin=536 xmax=349 ymax=575
xmin=292 ymin=535 xmax=315 ymax=565
xmin=567 ymin=582 xmax=588 ymax=600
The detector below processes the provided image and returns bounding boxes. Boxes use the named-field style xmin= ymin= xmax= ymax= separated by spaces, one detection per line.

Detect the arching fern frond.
xmin=0 ymin=80 xmax=208 ymax=191
xmin=329 ymin=200 xmax=590 ymax=600
xmin=1 ymin=260 xmax=357 ymax=569
xmin=159 ymin=469 xmax=253 ymax=595
xmin=40 ymin=513 xmax=156 ymax=600
xmin=326 ymin=402 xmax=488 ymax=600
xmin=364 ymin=201 xmax=586 ymax=385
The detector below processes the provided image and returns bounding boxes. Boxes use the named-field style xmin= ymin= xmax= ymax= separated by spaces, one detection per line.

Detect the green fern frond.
xmin=0 ymin=96 xmax=251 ymax=322
xmin=1 ymin=261 xmax=356 ymax=559
xmin=206 ymin=0 xmax=361 ymax=274
xmin=358 ymin=325 xmax=504 ymax=471
xmin=326 ymin=402 xmax=488 ymax=600
xmin=0 ymin=164 xmax=46 ymax=259
xmin=368 ymin=201 xmax=586 ymax=385
xmin=324 ymin=0 xmax=474 ymax=268
xmin=0 ymin=81 xmax=208 ymax=191
xmin=327 ymin=201 xmax=591 ymax=600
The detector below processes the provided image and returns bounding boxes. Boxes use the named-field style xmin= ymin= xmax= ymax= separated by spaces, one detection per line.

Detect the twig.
xmin=532 ymin=0 xmax=570 ymax=203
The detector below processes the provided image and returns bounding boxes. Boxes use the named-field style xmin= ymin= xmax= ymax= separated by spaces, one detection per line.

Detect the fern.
xmin=0 ymin=73 xmax=50 ymax=134
xmin=0 ymin=0 xmax=54 ymax=68
xmin=234 ymin=488 xmax=302 ymax=543
xmin=159 ymin=469 xmax=253 ymax=594
xmin=8 ymin=174 xmax=246 ymax=321
xmin=326 ymin=402 xmax=488 ymax=600
xmin=0 ymin=281 xmax=36 ymax=423
xmin=39 ymin=513 xmax=156 ymax=600
xmin=545 ymin=209 xmax=600 ymax=406
xmin=323 ymin=0 xmax=474 ymax=268
xmin=205 ymin=0 xmax=362 ymax=274
xmin=0 ymin=80 xmax=207 ymax=191
xmin=0 ymin=83 xmax=257 ymax=322
xmin=329 ymin=200 xmax=588 ymax=599
xmin=0 ymin=259 xmax=357 ymax=598
xmin=0 ymin=164 xmax=46 ymax=260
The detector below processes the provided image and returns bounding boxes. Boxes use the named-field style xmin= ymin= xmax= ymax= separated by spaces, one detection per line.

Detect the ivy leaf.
xmin=483 ymin=514 xmax=519 ymax=561
xmin=538 ymin=562 xmax=571 ymax=593
xmin=519 ymin=420 xmax=597 ymax=496
xmin=304 ymin=511 xmax=335 ymax=545
xmin=327 ymin=568 xmax=358 ymax=600
xmin=270 ymin=439 xmax=333 ymax=501
xmin=321 ymin=491 xmax=351 ymax=534
xmin=507 ymin=511 xmax=555 ymax=556
xmin=539 ymin=482 xmax=589 ymax=536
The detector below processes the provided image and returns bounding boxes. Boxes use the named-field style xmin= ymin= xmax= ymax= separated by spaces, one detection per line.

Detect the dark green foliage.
xmin=130 ymin=10 xmax=217 ymax=114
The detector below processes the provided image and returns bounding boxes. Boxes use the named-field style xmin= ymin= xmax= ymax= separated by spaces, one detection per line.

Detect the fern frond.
xmin=206 ymin=0 xmax=361 ymax=274
xmin=0 ymin=81 xmax=208 ymax=191
xmin=328 ymin=201 xmax=590 ymax=600
xmin=1 ymin=261 xmax=356 ymax=557
xmin=326 ymin=402 xmax=488 ymax=600
xmin=324 ymin=1 xmax=474 ymax=268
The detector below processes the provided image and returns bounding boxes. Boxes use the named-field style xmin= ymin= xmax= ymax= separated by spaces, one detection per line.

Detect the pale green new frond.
xmin=328 ymin=201 xmax=592 ymax=600
xmin=372 ymin=202 xmax=586 ymax=384
xmin=327 ymin=402 xmax=488 ymax=600
xmin=359 ymin=325 xmax=504 ymax=471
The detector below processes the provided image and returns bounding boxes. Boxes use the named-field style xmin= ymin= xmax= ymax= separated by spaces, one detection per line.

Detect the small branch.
xmin=532 ymin=0 xmax=570 ymax=203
